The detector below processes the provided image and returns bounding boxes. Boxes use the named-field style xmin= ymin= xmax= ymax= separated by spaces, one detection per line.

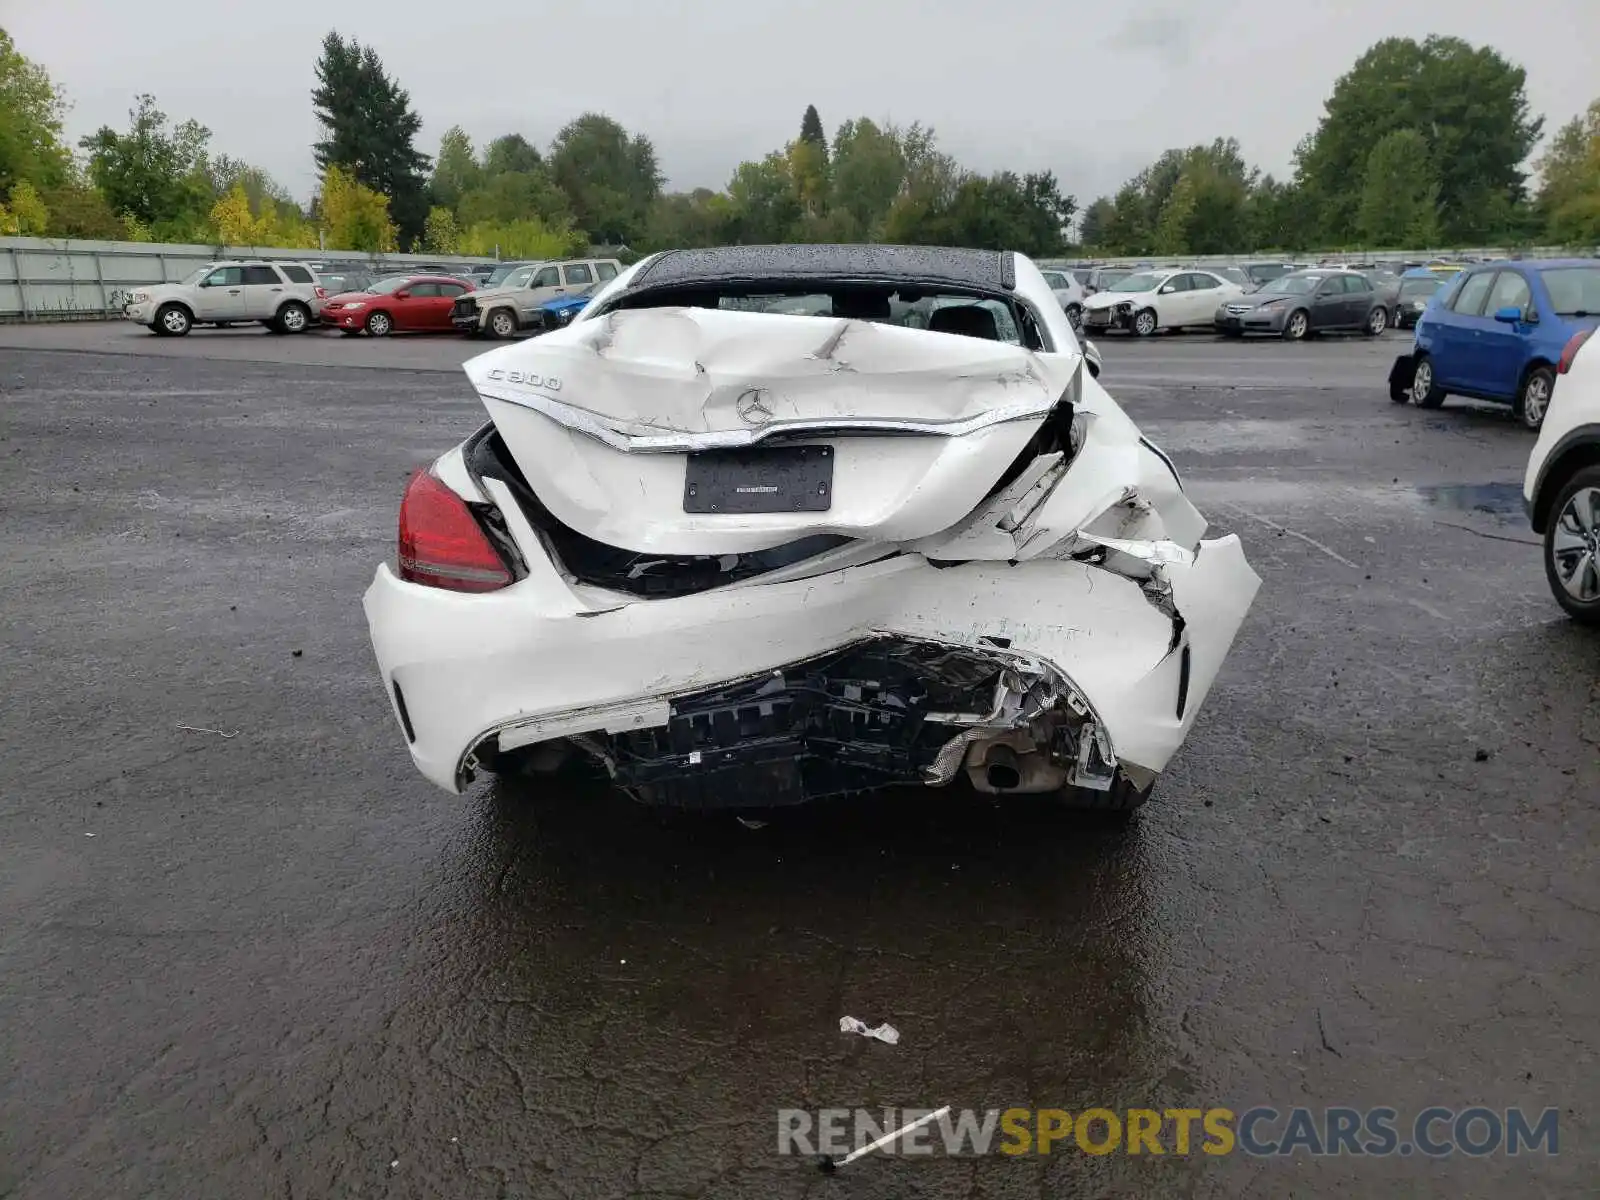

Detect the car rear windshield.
xmin=1539 ymin=267 xmax=1600 ymax=316
xmin=611 ymin=285 xmax=1028 ymax=345
xmin=1399 ymin=277 xmax=1443 ymax=299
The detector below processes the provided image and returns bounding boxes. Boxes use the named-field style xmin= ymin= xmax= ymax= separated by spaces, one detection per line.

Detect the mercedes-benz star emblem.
xmin=736 ymin=389 xmax=774 ymax=426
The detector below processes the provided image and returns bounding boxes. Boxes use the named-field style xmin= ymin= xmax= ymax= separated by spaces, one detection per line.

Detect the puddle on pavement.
xmin=1414 ymin=482 xmax=1526 ymax=523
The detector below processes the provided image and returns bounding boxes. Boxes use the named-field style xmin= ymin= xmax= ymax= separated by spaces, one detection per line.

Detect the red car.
xmin=320 ymin=275 xmax=475 ymax=336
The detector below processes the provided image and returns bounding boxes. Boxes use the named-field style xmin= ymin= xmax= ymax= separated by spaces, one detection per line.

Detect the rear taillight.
xmin=1558 ymin=328 xmax=1593 ymax=374
xmin=397 ymin=468 xmax=513 ymax=593
xmin=315 ymin=285 xmax=327 ymax=299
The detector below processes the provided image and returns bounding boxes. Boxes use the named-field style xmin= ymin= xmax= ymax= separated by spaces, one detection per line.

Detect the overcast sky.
xmin=8 ymin=0 xmax=1597 ymax=206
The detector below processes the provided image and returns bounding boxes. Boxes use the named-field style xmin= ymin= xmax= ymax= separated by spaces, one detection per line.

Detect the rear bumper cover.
xmin=364 ymin=536 xmax=1259 ymax=795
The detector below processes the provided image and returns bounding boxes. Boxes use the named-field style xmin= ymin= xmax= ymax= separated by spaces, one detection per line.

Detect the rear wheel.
xmin=365 ymin=310 xmax=393 ymax=337
xmin=1516 ymin=365 xmax=1555 ymax=431
xmin=1543 ymin=467 xmax=1600 ymax=625
xmin=154 ymin=303 xmax=191 ymax=337
xmin=1282 ymin=308 xmax=1310 ymax=340
xmin=1411 ymin=355 xmax=1446 ymax=408
xmin=1132 ymin=308 xmax=1157 ymax=337
xmin=275 ymin=301 xmax=311 ymax=335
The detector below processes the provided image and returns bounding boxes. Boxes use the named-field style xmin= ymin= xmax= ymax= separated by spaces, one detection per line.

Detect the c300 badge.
xmin=486 ymin=369 xmax=561 ymax=391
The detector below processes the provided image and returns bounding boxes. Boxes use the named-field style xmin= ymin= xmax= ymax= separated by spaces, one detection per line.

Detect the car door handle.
xmin=228 ymin=289 xmax=241 ymax=294
xmin=270 ymin=286 xmax=282 ymax=292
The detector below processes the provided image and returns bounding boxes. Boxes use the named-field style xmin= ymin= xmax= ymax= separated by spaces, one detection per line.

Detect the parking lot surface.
xmin=1 ymin=322 xmax=1595 ymax=1198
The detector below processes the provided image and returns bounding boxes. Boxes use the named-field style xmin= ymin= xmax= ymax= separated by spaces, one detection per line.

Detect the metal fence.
xmin=1037 ymin=247 xmax=1594 ymax=271
xmin=0 ymin=236 xmax=500 ymax=321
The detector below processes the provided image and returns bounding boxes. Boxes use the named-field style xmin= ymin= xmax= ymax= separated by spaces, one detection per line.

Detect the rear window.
xmin=241 ymin=265 xmax=281 ymax=285
xmin=644 ymin=289 xmax=1025 ymax=346
xmin=1539 ymin=267 xmax=1600 ymax=316
xmin=279 ymin=264 xmax=314 ymax=284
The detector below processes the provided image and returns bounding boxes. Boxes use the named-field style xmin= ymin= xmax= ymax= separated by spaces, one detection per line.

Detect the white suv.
xmin=1524 ymin=326 xmax=1600 ymax=624
xmin=124 ymin=261 xmax=325 ymax=336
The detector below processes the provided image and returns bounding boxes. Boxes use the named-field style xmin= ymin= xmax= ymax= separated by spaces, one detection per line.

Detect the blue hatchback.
xmin=1388 ymin=259 xmax=1600 ymax=430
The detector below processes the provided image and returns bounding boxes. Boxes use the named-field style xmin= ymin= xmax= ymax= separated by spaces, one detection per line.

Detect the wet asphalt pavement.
xmin=1 ymin=322 xmax=1596 ymax=1198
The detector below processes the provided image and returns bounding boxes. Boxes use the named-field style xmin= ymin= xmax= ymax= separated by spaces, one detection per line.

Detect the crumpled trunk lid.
xmin=464 ymin=306 xmax=1082 ymax=555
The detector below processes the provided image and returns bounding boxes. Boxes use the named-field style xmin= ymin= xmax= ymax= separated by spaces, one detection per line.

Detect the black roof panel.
xmin=628 ymin=244 xmax=1016 ymax=293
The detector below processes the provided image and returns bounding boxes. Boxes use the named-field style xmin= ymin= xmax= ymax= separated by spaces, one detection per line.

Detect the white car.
xmin=364 ymin=245 xmax=1260 ymax=814
xmin=1524 ymin=326 xmax=1600 ymax=624
xmin=123 ymin=260 xmax=324 ymax=336
xmin=1038 ymin=269 xmax=1088 ymax=331
xmin=1082 ymin=268 xmax=1246 ymax=337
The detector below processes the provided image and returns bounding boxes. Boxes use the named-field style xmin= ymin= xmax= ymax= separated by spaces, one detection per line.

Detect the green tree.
xmin=430 ymin=126 xmax=481 ymax=211
xmin=643 ymin=189 xmax=734 ymax=250
xmin=210 ymin=182 xmax=263 ymax=244
xmin=0 ymin=29 xmax=71 ymax=196
xmin=725 ymin=152 xmax=803 ymax=243
xmin=1245 ymin=175 xmax=1311 ymax=251
xmin=1295 ymin=36 xmax=1542 ymax=242
xmin=548 ymin=113 xmax=663 ymax=244
xmin=1078 ymin=197 xmax=1115 ymax=248
xmin=38 ymin=175 xmax=124 ymax=239
xmin=311 ymin=31 xmax=430 ymax=244
xmin=422 ymin=206 xmax=462 ymax=253
xmin=1102 ymin=182 xmax=1150 ymax=253
xmin=457 ymin=168 xmax=571 ymax=229
xmin=829 ymin=118 xmax=905 ymax=234
xmin=799 ymin=104 xmax=828 ymax=164
xmin=787 ymin=137 xmax=828 ymax=217
xmin=1153 ymin=172 xmax=1197 ymax=255
xmin=318 ymin=163 xmax=397 ymax=252
xmin=79 ymin=95 xmax=213 ymax=237
xmin=1536 ymin=99 xmax=1600 ymax=244
xmin=483 ymin=134 xmax=544 ymax=178
xmin=0 ymin=178 xmax=48 ymax=234
xmin=1356 ymin=128 xmax=1440 ymax=246
xmin=459 ymin=216 xmax=584 ymax=259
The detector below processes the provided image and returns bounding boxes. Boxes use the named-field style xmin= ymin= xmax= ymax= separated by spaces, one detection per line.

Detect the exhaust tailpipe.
xmin=984 ymin=745 xmax=1022 ymax=791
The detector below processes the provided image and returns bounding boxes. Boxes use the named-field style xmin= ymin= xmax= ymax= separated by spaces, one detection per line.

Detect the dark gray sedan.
xmin=1213 ymin=269 xmax=1391 ymax=340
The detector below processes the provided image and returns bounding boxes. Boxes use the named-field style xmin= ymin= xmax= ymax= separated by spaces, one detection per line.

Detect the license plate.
xmin=684 ymin=445 xmax=833 ymax=514
xmin=1085 ymin=311 xmax=1110 ymax=325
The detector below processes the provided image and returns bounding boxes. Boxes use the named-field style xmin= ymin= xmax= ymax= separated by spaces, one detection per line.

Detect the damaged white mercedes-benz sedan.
xmin=363 ymin=245 xmax=1260 ymax=813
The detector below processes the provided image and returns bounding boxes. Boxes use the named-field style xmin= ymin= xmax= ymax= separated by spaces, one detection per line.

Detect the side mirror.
xmin=1158 ymin=284 xmax=1175 ymax=295
xmin=393 ymin=290 xmax=411 ymax=300
xmin=1492 ymin=305 xmax=1522 ymax=324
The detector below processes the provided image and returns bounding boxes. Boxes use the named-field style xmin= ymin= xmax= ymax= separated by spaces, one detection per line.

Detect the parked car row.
xmin=123 ymin=256 xmax=625 ymax=340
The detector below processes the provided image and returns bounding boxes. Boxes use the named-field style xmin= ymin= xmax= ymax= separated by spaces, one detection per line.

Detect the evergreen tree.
xmin=311 ymin=32 xmax=430 ymax=245
xmin=799 ymin=104 xmax=828 ymax=165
